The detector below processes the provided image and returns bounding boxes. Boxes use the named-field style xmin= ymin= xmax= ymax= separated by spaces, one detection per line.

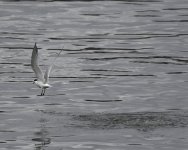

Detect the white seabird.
xmin=31 ymin=43 xmax=62 ymax=96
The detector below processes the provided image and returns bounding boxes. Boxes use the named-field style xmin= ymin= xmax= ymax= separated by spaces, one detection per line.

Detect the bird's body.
xmin=33 ymin=80 xmax=51 ymax=89
xmin=31 ymin=43 xmax=62 ymax=96
xmin=33 ymin=80 xmax=51 ymax=95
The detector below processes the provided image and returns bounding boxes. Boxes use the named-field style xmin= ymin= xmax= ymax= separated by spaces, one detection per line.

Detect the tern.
xmin=31 ymin=43 xmax=62 ymax=96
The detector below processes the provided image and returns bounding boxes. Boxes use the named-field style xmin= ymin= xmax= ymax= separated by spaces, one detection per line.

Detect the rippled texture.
xmin=1 ymin=0 xmax=188 ymax=149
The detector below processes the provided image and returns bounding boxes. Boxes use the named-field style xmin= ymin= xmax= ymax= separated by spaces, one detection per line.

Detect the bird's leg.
xmin=43 ymin=88 xmax=46 ymax=95
xmin=41 ymin=88 xmax=44 ymax=96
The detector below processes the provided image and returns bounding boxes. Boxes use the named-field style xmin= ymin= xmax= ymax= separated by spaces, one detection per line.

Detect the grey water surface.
xmin=1 ymin=0 xmax=188 ymax=149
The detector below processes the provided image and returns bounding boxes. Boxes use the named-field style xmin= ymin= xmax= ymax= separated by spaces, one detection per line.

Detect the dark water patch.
xmin=23 ymin=64 xmax=31 ymax=67
xmin=82 ymin=47 xmax=139 ymax=51
xmin=69 ymin=80 xmax=94 ymax=82
xmin=48 ymin=48 xmax=71 ymax=51
xmin=153 ymin=56 xmax=187 ymax=59
xmin=180 ymin=14 xmax=188 ymax=16
xmin=0 ymin=130 xmax=15 ymax=133
xmin=86 ymin=40 xmax=100 ymax=43
xmin=166 ymin=72 xmax=187 ymax=75
xmin=24 ymin=64 xmax=45 ymax=67
xmin=164 ymin=8 xmax=188 ymax=10
xmin=67 ymin=52 xmax=95 ymax=55
xmin=129 ymin=51 xmax=151 ymax=55
xmin=11 ymin=76 xmax=41 ymax=79
xmin=115 ymin=33 xmax=188 ymax=38
xmin=56 ymin=93 xmax=66 ymax=96
xmin=169 ymin=33 xmax=188 ymax=37
xmin=93 ymin=51 xmax=125 ymax=54
xmin=72 ymin=111 xmax=188 ymax=130
xmin=5 ymin=80 xmax=31 ymax=83
xmin=0 ymin=141 xmax=6 ymax=143
xmin=1 ymin=31 xmax=42 ymax=35
xmin=82 ymin=47 xmax=106 ymax=51
xmin=134 ymin=15 xmax=159 ymax=17
xmin=48 ymin=47 xmax=121 ymax=53
xmin=50 ymin=76 xmax=104 ymax=79
xmin=121 ymin=2 xmax=145 ymax=5
xmin=72 ymin=43 xmax=86 ymax=46
xmin=0 ymin=71 xmax=32 ymax=74
xmin=82 ymin=69 xmax=130 ymax=73
xmin=0 ymin=46 xmax=36 ymax=50
xmin=4 ymin=37 xmax=26 ymax=40
xmin=154 ymin=20 xmax=188 ymax=23
xmin=49 ymin=37 xmax=139 ymax=41
xmin=12 ymin=96 xmax=30 ymax=99
xmin=68 ymin=51 xmax=125 ymax=55
xmin=0 ymin=111 xmax=6 ymax=113
xmin=91 ymin=73 xmax=155 ymax=77
xmin=83 ymin=56 xmax=181 ymax=61
xmin=85 ymin=99 xmax=122 ymax=102
xmin=171 ymin=58 xmax=188 ymax=63
xmin=128 ymin=36 xmax=156 ymax=40
xmin=127 ymin=34 xmax=186 ymax=39
xmin=167 ymin=108 xmax=182 ymax=111
xmin=83 ymin=56 xmax=134 ymax=61
xmin=49 ymin=37 xmax=96 ymax=41
xmin=24 ymin=63 xmax=44 ymax=67
xmin=115 ymin=33 xmax=173 ymax=36
xmin=128 ymin=143 xmax=142 ymax=145
xmin=132 ymin=60 xmax=186 ymax=65
xmin=81 ymin=13 xmax=105 ymax=16
xmin=6 ymin=140 xmax=16 ymax=142
xmin=136 ymin=10 xmax=160 ymax=12
xmin=45 ymin=103 xmax=62 ymax=106
xmin=0 ymin=62 xmax=23 ymax=65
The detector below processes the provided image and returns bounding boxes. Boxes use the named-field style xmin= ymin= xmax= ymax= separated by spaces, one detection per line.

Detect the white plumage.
xmin=31 ymin=43 xmax=62 ymax=96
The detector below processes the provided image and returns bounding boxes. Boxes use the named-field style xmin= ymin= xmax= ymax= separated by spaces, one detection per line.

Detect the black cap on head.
xmin=34 ymin=79 xmax=37 ymax=81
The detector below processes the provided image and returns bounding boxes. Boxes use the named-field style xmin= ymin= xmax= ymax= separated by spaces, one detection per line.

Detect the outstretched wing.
xmin=44 ymin=65 xmax=52 ymax=84
xmin=44 ymin=49 xmax=63 ymax=84
xmin=31 ymin=43 xmax=45 ymax=82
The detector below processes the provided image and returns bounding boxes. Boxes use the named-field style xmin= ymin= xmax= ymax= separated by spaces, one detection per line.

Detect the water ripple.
xmin=0 ymin=0 xmax=188 ymax=149
xmin=72 ymin=111 xmax=188 ymax=130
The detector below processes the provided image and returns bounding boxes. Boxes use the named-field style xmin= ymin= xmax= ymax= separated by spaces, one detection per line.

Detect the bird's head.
xmin=33 ymin=79 xmax=37 ymax=84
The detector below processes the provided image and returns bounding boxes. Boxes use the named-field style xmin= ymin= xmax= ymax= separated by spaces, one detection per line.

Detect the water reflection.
xmin=33 ymin=117 xmax=51 ymax=150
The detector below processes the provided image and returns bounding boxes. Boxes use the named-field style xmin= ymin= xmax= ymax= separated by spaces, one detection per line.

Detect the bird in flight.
xmin=31 ymin=43 xmax=62 ymax=96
